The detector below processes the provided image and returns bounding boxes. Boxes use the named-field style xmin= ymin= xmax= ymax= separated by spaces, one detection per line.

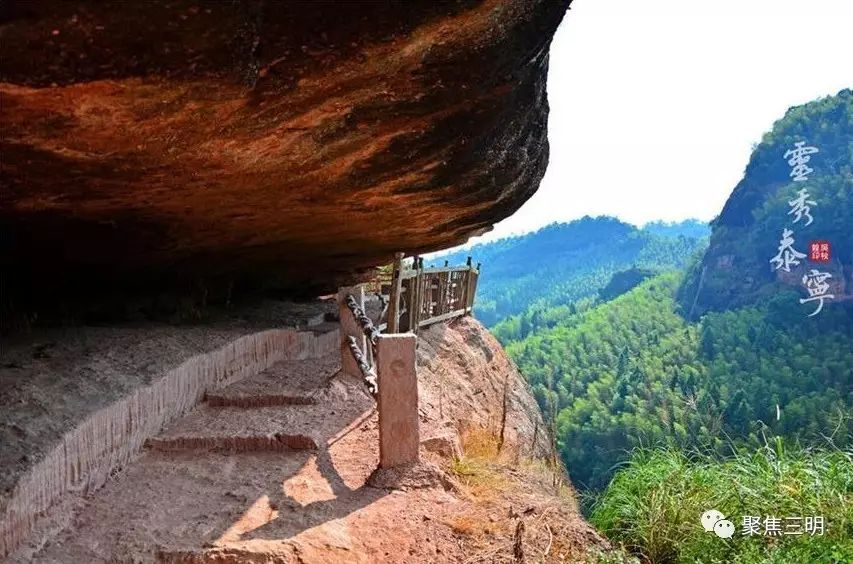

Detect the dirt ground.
xmin=0 ymin=299 xmax=334 ymax=512
xmin=3 ymin=312 xmax=614 ymax=563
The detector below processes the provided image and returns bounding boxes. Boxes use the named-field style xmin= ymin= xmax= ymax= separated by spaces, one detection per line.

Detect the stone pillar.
xmin=376 ymin=333 xmax=419 ymax=468
xmin=338 ymin=285 xmax=365 ymax=379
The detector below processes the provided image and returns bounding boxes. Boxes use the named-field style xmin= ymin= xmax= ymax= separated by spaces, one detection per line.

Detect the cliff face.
xmin=416 ymin=316 xmax=552 ymax=458
xmin=0 ymin=0 xmax=569 ymax=306
xmin=678 ymin=90 xmax=852 ymax=317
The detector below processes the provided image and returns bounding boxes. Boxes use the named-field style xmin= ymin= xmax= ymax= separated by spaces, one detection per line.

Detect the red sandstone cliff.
xmin=1 ymin=0 xmax=570 ymax=311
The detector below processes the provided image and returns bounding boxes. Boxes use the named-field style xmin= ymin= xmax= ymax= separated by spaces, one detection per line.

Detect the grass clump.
xmin=589 ymin=443 xmax=852 ymax=563
xmin=449 ymin=427 xmax=511 ymax=501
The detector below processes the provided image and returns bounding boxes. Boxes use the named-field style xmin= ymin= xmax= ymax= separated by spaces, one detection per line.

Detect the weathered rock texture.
xmin=5 ymin=316 xmax=573 ymax=563
xmin=0 ymin=321 xmax=338 ymax=557
xmin=417 ymin=316 xmax=551 ymax=458
xmin=0 ymin=0 xmax=569 ymax=306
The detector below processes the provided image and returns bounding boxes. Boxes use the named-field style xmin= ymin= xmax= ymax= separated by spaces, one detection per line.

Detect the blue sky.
xmin=467 ymin=0 xmax=852 ymax=246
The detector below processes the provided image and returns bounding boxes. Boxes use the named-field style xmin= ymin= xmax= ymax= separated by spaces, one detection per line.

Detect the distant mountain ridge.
xmin=434 ymin=216 xmax=709 ymax=326
xmin=491 ymin=91 xmax=853 ymax=564
xmin=486 ymin=91 xmax=853 ymax=496
xmin=641 ymin=219 xmax=711 ymax=240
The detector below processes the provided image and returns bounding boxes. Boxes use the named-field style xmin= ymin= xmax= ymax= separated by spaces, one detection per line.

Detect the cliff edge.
xmin=3 ymin=313 xmax=609 ymax=562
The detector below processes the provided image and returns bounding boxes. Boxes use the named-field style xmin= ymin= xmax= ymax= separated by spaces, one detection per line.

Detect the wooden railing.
xmin=337 ymin=286 xmax=419 ymax=469
xmin=336 ymin=252 xmax=478 ymax=468
xmin=338 ymin=252 xmax=479 ymax=395
xmin=386 ymin=253 xmax=479 ymax=334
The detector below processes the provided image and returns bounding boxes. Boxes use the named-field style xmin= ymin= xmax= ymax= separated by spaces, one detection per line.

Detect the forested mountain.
xmin=641 ymin=219 xmax=711 ymax=239
xmin=488 ymin=91 xmax=852 ymax=493
xmin=505 ymin=273 xmax=853 ymax=490
xmin=434 ymin=216 xmax=709 ymax=326
xmin=679 ymin=89 xmax=852 ymax=317
xmin=475 ymin=89 xmax=852 ymax=564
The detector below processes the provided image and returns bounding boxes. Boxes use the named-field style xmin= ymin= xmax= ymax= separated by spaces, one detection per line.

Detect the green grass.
xmin=588 ymin=442 xmax=853 ymax=563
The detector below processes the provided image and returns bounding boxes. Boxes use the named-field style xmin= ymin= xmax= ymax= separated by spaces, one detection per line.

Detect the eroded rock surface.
xmin=5 ymin=315 xmax=603 ymax=563
xmin=0 ymin=0 xmax=569 ymax=306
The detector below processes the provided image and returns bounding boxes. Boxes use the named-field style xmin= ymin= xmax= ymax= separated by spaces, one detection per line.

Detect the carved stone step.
xmin=148 ymin=378 xmax=374 ymax=455
xmin=206 ymin=392 xmax=317 ymax=408
xmin=205 ymin=354 xmax=341 ymax=408
xmin=147 ymin=433 xmax=317 ymax=452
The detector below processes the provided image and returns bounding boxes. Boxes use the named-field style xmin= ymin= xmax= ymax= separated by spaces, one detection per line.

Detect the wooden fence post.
xmin=412 ymin=257 xmax=423 ymax=334
xmin=407 ymin=255 xmax=418 ymax=334
xmin=465 ymin=258 xmax=475 ymax=313
xmin=387 ymin=252 xmax=405 ymax=333
xmin=377 ymin=333 xmax=419 ymax=468
xmin=440 ymin=269 xmax=450 ymax=316
xmin=338 ymin=285 xmax=365 ymax=378
xmin=468 ymin=268 xmax=479 ymax=312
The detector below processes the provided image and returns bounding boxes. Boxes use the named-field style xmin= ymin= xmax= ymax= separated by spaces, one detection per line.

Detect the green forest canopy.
xmin=435 ymin=217 xmax=709 ymax=327
xmin=678 ymin=89 xmax=852 ymax=317
xmin=504 ymin=272 xmax=852 ymax=490
xmin=475 ymin=91 xmax=853 ymax=496
xmin=458 ymin=88 xmax=853 ymax=564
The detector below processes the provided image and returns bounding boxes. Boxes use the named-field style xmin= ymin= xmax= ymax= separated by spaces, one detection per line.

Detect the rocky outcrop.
xmin=416 ymin=315 xmax=552 ymax=458
xmin=3 ymin=314 xmax=585 ymax=562
xmin=0 ymin=0 xmax=569 ymax=308
xmin=677 ymin=90 xmax=852 ymax=317
xmin=1 ymin=312 xmax=338 ymax=558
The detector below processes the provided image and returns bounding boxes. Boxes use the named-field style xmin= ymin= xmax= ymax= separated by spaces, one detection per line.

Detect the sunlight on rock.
xmin=289 ymin=520 xmax=369 ymax=564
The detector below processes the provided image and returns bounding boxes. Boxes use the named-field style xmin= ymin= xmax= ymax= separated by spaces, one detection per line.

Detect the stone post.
xmin=376 ymin=333 xmax=419 ymax=468
xmin=337 ymin=285 xmax=365 ymax=379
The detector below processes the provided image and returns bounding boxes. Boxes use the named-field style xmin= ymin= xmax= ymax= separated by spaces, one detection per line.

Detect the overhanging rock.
xmin=0 ymin=0 xmax=569 ymax=305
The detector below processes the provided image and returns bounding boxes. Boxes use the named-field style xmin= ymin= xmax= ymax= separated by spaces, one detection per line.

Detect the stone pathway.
xmin=21 ymin=336 xmax=388 ymax=563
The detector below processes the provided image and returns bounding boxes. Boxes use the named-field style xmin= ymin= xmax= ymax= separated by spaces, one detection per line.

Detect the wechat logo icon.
xmin=701 ymin=509 xmax=735 ymax=539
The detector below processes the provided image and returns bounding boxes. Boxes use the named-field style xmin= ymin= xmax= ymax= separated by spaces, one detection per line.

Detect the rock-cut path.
xmin=18 ymin=325 xmax=465 ymax=563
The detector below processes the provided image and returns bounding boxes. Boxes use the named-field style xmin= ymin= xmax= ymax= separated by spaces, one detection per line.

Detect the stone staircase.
xmin=146 ymin=355 xmax=344 ymax=453
xmin=23 ymin=335 xmax=380 ymax=563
